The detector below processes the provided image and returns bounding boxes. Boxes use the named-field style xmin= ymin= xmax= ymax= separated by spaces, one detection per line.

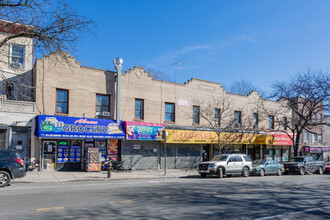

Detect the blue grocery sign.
xmin=36 ymin=115 xmax=125 ymax=139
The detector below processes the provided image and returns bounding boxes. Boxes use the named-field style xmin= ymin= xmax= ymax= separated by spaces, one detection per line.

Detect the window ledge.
xmin=134 ymin=119 xmax=144 ymax=122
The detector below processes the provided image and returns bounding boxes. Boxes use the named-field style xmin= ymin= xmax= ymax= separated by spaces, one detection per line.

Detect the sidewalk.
xmin=13 ymin=169 xmax=199 ymax=183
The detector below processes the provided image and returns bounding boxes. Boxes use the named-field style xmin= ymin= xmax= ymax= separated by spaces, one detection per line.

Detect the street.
xmin=1 ymin=174 xmax=330 ymax=219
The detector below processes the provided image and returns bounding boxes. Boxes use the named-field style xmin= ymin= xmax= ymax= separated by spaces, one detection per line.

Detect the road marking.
xmin=254 ymin=205 xmax=330 ymax=220
xmin=109 ymin=200 xmax=132 ymax=205
xmin=239 ymin=182 xmax=330 ymax=192
xmin=36 ymin=206 xmax=64 ymax=212
xmin=205 ymin=192 xmax=218 ymax=195
xmin=162 ymin=196 xmax=176 ymax=199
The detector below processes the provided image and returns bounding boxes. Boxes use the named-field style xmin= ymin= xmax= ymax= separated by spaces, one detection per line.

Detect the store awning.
xmin=163 ymin=129 xmax=262 ymax=144
xmin=36 ymin=115 xmax=125 ymax=139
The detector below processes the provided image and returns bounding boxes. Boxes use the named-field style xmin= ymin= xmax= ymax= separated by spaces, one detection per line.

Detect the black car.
xmin=0 ymin=149 xmax=26 ymax=187
xmin=282 ymin=156 xmax=325 ymax=175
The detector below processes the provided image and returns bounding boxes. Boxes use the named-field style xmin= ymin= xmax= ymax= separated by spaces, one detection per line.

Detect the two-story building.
xmin=120 ymin=66 xmax=293 ymax=169
xmin=0 ymin=20 xmax=35 ymax=159
xmin=32 ymin=52 xmax=125 ymax=171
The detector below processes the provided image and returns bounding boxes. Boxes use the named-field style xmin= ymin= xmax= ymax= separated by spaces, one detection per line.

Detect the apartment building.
xmin=0 ymin=20 xmax=35 ymax=159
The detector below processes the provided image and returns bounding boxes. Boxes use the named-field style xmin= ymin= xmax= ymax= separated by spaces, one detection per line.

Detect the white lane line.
xmin=254 ymin=206 xmax=330 ymax=220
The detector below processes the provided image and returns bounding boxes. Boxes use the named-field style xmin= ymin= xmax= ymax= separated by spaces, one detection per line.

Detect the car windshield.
xmin=253 ymin=160 xmax=266 ymax=165
xmin=290 ymin=158 xmax=304 ymax=162
xmin=211 ymin=155 xmax=228 ymax=161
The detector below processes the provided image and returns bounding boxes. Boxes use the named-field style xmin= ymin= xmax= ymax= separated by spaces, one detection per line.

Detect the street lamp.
xmin=113 ymin=58 xmax=123 ymax=123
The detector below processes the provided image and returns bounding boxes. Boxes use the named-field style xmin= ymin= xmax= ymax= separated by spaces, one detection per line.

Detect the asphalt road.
xmin=1 ymin=173 xmax=330 ymax=220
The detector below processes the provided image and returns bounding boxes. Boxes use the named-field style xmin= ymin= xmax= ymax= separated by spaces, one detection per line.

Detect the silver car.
xmin=198 ymin=154 xmax=252 ymax=178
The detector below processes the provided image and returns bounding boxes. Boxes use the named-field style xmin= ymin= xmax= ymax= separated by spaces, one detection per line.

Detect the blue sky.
xmin=69 ymin=0 xmax=330 ymax=93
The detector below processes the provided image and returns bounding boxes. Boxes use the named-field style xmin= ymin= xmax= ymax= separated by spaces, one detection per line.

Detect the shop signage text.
xmin=36 ymin=115 xmax=125 ymax=139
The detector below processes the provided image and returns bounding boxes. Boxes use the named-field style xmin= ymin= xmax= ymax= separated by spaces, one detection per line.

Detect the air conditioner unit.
xmin=11 ymin=62 xmax=24 ymax=69
xmin=97 ymin=111 xmax=110 ymax=117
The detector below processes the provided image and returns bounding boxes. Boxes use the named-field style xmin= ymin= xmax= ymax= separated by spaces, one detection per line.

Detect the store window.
xmin=10 ymin=43 xmax=25 ymax=69
xmin=165 ymin=102 xmax=175 ymax=122
xmin=234 ymin=111 xmax=241 ymax=128
xmin=193 ymin=106 xmax=200 ymax=124
xmin=253 ymin=113 xmax=258 ymax=129
xmin=56 ymin=89 xmax=68 ymax=114
xmin=268 ymin=115 xmax=274 ymax=129
xmin=135 ymin=99 xmax=144 ymax=120
xmin=96 ymin=94 xmax=110 ymax=116
xmin=214 ymin=108 xmax=220 ymax=126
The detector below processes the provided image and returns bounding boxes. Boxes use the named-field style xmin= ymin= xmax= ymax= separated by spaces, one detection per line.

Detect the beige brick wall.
xmin=34 ymin=52 xmax=116 ymax=119
xmin=120 ymin=66 xmax=291 ymax=131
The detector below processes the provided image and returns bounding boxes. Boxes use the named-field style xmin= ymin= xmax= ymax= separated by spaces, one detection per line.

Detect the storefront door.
xmin=42 ymin=141 xmax=57 ymax=170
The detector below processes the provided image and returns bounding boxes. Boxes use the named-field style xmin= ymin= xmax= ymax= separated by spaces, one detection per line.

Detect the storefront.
xmin=263 ymin=132 xmax=293 ymax=163
xmin=35 ymin=115 xmax=125 ymax=171
xmin=121 ymin=121 xmax=165 ymax=169
xmin=304 ymin=146 xmax=330 ymax=161
xmin=164 ymin=127 xmax=266 ymax=168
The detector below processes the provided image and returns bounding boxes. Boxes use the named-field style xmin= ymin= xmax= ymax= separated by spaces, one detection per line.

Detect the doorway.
xmin=42 ymin=141 xmax=57 ymax=170
xmin=202 ymin=144 xmax=210 ymax=161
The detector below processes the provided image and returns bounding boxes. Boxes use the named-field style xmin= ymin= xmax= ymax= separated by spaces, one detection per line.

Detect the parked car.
xmin=282 ymin=156 xmax=325 ymax=175
xmin=325 ymin=162 xmax=330 ymax=173
xmin=251 ymin=159 xmax=285 ymax=176
xmin=198 ymin=154 xmax=252 ymax=178
xmin=0 ymin=149 xmax=26 ymax=187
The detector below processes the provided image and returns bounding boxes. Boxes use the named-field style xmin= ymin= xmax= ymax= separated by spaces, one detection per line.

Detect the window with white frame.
xmin=10 ymin=43 xmax=25 ymax=69
xmin=268 ymin=115 xmax=274 ymax=129
xmin=304 ymin=132 xmax=309 ymax=144
xmin=313 ymin=114 xmax=317 ymax=123
xmin=313 ymin=133 xmax=317 ymax=145
xmin=318 ymin=134 xmax=323 ymax=145
xmin=234 ymin=111 xmax=242 ymax=128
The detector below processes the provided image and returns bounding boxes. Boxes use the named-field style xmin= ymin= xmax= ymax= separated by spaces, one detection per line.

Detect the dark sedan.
xmin=325 ymin=162 xmax=330 ymax=173
xmin=251 ymin=159 xmax=285 ymax=176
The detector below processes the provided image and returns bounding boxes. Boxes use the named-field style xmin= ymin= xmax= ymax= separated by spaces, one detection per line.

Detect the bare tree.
xmin=229 ymin=80 xmax=267 ymax=98
xmin=0 ymin=0 xmax=92 ymax=101
xmin=145 ymin=67 xmax=172 ymax=81
xmin=270 ymin=69 xmax=330 ymax=156
xmin=193 ymin=93 xmax=258 ymax=153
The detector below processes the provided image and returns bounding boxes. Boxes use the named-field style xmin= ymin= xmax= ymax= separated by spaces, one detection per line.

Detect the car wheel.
xmin=277 ymin=169 xmax=282 ymax=176
xmin=217 ymin=168 xmax=223 ymax=178
xmin=242 ymin=167 xmax=250 ymax=177
xmin=259 ymin=169 xmax=265 ymax=177
xmin=0 ymin=171 xmax=11 ymax=187
xmin=201 ymin=173 xmax=206 ymax=178
xmin=299 ymin=167 xmax=305 ymax=175
xmin=318 ymin=167 xmax=324 ymax=175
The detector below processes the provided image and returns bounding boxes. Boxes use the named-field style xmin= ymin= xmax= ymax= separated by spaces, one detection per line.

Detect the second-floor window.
xmin=10 ymin=43 xmax=25 ymax=69
xmin=253 ymin=113 xmax=258 ymax=129
xmin=135 ymin=99 xmax=144 ymax=120
xmin=165 ymin=102 xmax=175 ymax=122
xmin=319 ymin=114 xmax=323 ymax=123
xmin=234 ymin=111 xmax=241 ymax=127
xmin=304 ymin=132 xmax=309 ymax=144
xmin=319 ymin=134 xmax=323 ymax=145
xmin=215 ymin=108 xmax=220 ymax=126
xmin=96 ymin=94 xmax=110 ymax=116
xmin=283 ymin=117 xmax=287 ymax=130
xmin=268 ymin=115 xmax=274 ymax=129
xmin=5 ymin=82 xmax=14 ymax=100
xmin=193 ymin=106 xmax=200 ymax=124
xmin=313 ymin=114 xmax=317 ymax=123
xmin=56 ymin=89 xmax=68 ymax=114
